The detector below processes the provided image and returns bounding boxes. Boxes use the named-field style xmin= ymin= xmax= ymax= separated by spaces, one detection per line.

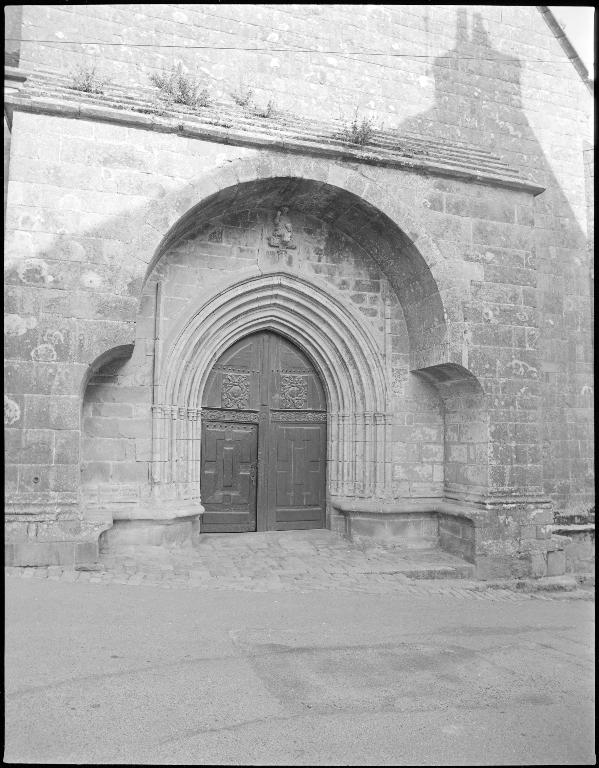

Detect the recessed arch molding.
xmin=152 ymin=273 xmax=391 ymax=504
xmin=132 ymin=155 xmax=471 ymax=372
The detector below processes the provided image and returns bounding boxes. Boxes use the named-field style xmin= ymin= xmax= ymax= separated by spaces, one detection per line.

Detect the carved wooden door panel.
xmin=266 ymin=334 xmax=326 ymax=529
xmin=269 ymin=421 xmax=326 ymax=529
xmin=201 ymin=331 xmax=326 ymax=532
xmin=200 ymin=422 xmax=258 ymax=533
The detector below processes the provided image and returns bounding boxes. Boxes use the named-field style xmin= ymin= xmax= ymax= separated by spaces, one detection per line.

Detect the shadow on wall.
xmin=396 ymin=8 xmax=593 ymax=515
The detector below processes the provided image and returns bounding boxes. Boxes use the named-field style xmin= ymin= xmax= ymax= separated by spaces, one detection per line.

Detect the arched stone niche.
xmin=414 ymin=363 xmax=489 ymax=504
xmin=80 ymin=344 xmax=150 ymax=514
xmin=141 ymin=174 xmax=462 ymax=372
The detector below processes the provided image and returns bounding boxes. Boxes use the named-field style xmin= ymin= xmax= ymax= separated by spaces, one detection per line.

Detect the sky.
xmin=549 ymin=6 xmax=595 ymax=79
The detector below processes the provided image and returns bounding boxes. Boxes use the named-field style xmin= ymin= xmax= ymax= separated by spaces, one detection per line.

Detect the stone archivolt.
xmin=152 ymin=272 xmax=390 ymax=503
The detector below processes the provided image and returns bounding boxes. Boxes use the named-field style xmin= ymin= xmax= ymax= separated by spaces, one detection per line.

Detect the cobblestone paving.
xmin=5 ymin=530 xmax=593 ymax=601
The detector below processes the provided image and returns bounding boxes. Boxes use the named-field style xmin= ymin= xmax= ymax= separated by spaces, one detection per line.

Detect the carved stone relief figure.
xmin=268 ymin=206 xmax=296 ymax=251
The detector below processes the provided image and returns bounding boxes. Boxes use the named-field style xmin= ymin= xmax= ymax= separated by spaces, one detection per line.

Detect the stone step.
xmin=97 ymin=532 xmax=477 ymax=584
xmin=356 ymin=546 xmax=476 ymax=580
xmin=400 ymin=564 xmax=476 ymax=580
xmin=360 ymin=563 xmax=476 ymax=580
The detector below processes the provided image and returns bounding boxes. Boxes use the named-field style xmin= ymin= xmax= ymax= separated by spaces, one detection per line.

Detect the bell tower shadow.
xmin=395 ymin=7 xmax=592 ymax=518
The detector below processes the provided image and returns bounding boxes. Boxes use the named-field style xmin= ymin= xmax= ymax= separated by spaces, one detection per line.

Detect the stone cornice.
xmin=4 ymin=64 xmax=27 ymax=101
xmin=4 ymin=66 xmax=546 ymax=197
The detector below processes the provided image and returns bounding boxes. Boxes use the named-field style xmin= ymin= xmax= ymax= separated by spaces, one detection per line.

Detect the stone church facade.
xmin=4 ymin=5 xmax=594 ymax=577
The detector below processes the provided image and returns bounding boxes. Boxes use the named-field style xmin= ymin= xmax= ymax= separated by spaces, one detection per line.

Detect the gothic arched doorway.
xmin=200 ymin=331 xmax=327 ymax=532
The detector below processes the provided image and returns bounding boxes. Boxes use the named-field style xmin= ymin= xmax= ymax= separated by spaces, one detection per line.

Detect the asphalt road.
xmin=5 ymin=577 xmax=595 ymax=765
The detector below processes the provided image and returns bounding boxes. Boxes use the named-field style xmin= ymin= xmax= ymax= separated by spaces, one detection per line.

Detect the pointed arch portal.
xmin=200 ymin=330 xmax=327 ymax=532
xmin=151 ymin=273 xmax=390 ymax=520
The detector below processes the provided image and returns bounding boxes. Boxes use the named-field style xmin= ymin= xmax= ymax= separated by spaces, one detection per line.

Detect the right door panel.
xmin=269 ymin=420 xmax=326 ymax=529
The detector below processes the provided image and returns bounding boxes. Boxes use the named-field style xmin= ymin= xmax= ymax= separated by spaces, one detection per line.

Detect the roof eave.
xmin=537 ymin=6 xmax=594 ymax=93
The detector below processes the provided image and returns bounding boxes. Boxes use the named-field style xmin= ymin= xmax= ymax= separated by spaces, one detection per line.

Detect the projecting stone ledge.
xmin=90 ymin=501 xmax=204 ymax=553
xmin=330 ymin=497 xmax=479 ymax=562
xmin=4 ymin=65 xmax=546 ymax=196
xmin=329 ymin=496 xmax=568 ymax=580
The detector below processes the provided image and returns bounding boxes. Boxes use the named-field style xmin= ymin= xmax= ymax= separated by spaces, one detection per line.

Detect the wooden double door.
xmin=200 ymin=332 xmax=327 ymax=532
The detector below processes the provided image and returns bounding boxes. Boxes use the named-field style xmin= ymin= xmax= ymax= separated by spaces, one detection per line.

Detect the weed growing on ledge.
xmin=252 ymin=98 xmax=278 ymax=119
xmin=338 ymin=110 xmax=377 ymax=146
xmin=231 ymin=83 xmax=254 ymax=108
xmin=230 ymin=79 xmax=279 ymax=120
xmin=149 ymin=63 xmax=211 ymax=108
xmin=70 ymin=64 xmax=108 ymax=95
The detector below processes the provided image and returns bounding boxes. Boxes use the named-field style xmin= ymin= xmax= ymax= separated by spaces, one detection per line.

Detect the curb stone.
xmin=479 ymin=575 xmax=579 ymax=593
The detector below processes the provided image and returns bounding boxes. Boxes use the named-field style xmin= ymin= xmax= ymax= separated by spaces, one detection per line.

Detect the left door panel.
xmin=201 ymin=421 xmax=258 ymax=532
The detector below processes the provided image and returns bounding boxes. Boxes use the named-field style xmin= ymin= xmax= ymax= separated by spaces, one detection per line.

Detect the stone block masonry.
xmin=4 ymin=5 xmax=593 ymax=576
